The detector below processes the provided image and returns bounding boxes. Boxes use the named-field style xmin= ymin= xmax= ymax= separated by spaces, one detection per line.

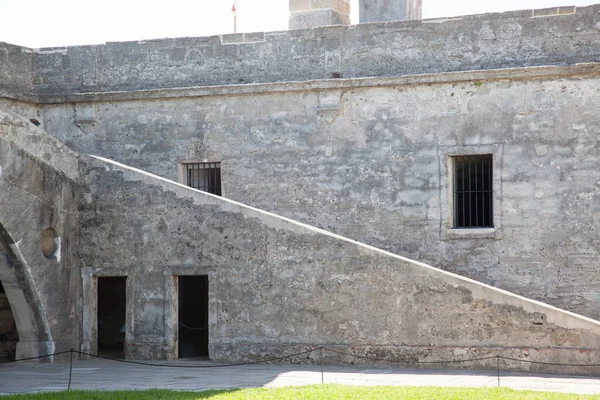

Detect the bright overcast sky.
xmin=0 ymin=0 xmax=598 ymax=48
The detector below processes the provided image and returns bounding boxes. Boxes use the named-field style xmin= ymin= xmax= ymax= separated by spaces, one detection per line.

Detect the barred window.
xmin=184 ymin=162 xmax=221 ymax=196
xmin=453 ymin=154 xmax=493 ymax=228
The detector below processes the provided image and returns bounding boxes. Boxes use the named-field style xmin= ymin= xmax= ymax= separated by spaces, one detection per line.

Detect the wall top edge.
xmin=0 ymin=4 xmax=595 ymax=50
xmin=18 ymin=62 xmax=600 ymax=104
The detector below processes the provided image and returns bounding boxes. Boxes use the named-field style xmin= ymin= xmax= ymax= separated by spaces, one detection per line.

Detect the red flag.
xmin=232 ymin=2 xmax=237 ymax=12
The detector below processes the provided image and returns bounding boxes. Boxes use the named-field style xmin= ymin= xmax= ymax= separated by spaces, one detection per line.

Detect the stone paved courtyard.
xmin=2 ymin=358 xmax=600 ymax=395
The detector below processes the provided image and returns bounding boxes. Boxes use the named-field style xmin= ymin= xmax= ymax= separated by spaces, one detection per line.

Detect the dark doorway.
xmin=0 ymin=281 xmax=18 ymax=361
xmin=97 ymin=277 xmax=126 ymax=358
xmin=178 ymin=275 xmax=209 ymax=358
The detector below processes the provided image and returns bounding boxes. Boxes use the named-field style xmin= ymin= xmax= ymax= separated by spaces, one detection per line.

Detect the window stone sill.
xmin=442 ymin=227 xmax=503 ymax=241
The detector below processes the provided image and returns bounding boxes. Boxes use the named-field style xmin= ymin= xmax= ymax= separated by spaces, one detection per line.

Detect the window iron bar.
xmin=184 ymin=162 xmax=222 ymax=196
xmin=453 ymin=154 xmax=493 ymax=229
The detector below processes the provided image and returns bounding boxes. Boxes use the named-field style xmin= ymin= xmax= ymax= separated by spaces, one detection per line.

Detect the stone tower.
xmin=359 ymin=0 xmax=422 ymax=23
xmin=289 ymin=0 xmax=351 ymax=30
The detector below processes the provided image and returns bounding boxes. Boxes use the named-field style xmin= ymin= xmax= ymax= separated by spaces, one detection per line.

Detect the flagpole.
xmin=232 ymin=2 xmax=238 ymax=33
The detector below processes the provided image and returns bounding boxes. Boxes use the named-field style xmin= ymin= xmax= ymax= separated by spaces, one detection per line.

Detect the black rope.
xmin=322 ymin=347 xmax=498 ymax=365
xmin=3 ymin=346 xmax=600 ymax=371
xmin=98 ymin=321 xmax=123 ymax=329
xmin=4 ymin=345 xmax=600 ymax=396
xmin=179 ymin=323 xmax=209 ymax=331
xmin=74 ymin=347 xmax=320 ymax=368
xmin=0 ymin=349 xmax=72 ymax=364
xmin=99 ymin=321 xmax=207 ymax=330
xmin=498 ymin=355 xmax=600 ymax=367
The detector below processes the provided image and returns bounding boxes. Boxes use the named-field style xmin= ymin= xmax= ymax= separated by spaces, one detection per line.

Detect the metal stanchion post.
xmin=497 ymin=355 xmax=500 ymax=388
xmin=68 ymin=349 xmax=74 ymax=391
xmin=320 ymin=347 xmax=324 ymax=384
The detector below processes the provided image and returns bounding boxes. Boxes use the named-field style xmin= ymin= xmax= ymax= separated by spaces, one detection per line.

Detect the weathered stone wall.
xmin=0 ymin=291 xmax=18 ymax=359
xmin=25 ymin=4 xmax=600 ymax=98
xmin=0 ymin=99 xmax=43 ymax=130
xmin=289 ymin=0 xmax=351 ymax=30
xmin=0 ymin=109 xmax=81 ymax=359
xmin=2 ymin=2 xmax=600 ymax=370
xmin=359 ymin=0 xmax=422 ymax=23
xmin=41 ymin=65 xmax=600 ymax=321
xmin=78 ymin=156 xmax=600 ymax=374
xmin=0 ymin=42 xmax=33 ymax=100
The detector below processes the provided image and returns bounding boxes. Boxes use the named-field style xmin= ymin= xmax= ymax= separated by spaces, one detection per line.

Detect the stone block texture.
xmin=0 ymin=109 xmax=81 ymax=361
xmin=289 ymin=0 xmax=351 ymax=29
xmin=77 ymin=156 xmax=600 ymax=375
xmin=2 ymin=4 xmax=594 ymax=97
xmin=359 ymin=0 xmax=422 ymax=23
xmin=1 ymin=4 xmax=600 ymax=375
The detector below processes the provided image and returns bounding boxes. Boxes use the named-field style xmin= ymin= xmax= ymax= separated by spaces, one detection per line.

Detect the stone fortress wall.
xmin=1 ymin=1 xmax=600 ymax=374
xmin=78 ymin=153 xmax=600 ymax=373
xmin=0 ymin=5 xmax=597 ymax=98
xmin=12 ymin=4 xmax=600 ymax=320
xmin=0 ymin=110 xmax=81 ymax=361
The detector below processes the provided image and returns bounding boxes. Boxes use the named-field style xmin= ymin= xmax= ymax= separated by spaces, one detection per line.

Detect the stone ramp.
xmin=79 ymin=154 xmax=600 ymax=375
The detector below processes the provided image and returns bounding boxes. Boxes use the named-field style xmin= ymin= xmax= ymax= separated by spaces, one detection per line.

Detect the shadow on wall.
xmin=0 ymin=221 xmax=53 ymax=360
xmin=0 ymin=281 xmax=18 ymax=361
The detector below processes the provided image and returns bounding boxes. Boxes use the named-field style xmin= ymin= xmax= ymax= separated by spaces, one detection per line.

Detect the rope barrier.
xmin=75 ymin=347 xmax=319 ymax=368
xmin=0 ymin=349 xmax=72 ymax=364
xmin=99 ymin=321 xmax=210 ymax=332
xmin=67 ymin=348 xmax=74 ymax=390
xmin=179 ymin=323 xmax=209 ymax=331
xmin=3 ymin=345 xmax=600 ymax=394
xmin=497 ymin=355 xmax=600 ymax=367
xmin=322 ymin=347 xmax=498 ymax=365
xmin=98 ymin=321 xmax=122 ymax=329
xmin=3 ymin=347 xmax=600 ymax=369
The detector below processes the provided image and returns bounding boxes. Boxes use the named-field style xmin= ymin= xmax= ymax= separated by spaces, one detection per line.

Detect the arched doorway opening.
xmin=0 ymin=223 xmax=53 ymax=360
xmin=0 ymin=280 xmax=18 ymax=360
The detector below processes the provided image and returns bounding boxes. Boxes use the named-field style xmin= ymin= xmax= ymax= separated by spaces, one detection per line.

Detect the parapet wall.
xmin=12 ymin=4 xmax=600 ymax=98
xmin=0 ymin=43 xmax=34 ymax=100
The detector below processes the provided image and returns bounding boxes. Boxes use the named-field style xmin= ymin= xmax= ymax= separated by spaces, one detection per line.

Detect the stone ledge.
xmin=20 ymin=62 xmax=600 ymax=105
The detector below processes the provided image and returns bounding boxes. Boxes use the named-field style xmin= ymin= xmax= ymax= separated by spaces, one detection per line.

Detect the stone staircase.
xmin=78 ymin=154 xmax=600 ymax=375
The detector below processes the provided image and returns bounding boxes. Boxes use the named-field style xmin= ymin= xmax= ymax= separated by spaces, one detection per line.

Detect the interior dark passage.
xmin=178 ymin=275 xmax=209 ymax=358
xmin=97 ymin=277 xmax=126 ymax=358
xmin=0 ymin=281 xmax=18 ymax=361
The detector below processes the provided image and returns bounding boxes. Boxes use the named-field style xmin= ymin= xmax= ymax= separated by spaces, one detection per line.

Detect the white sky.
xmin=0 ymin=0 xmax=598 ymax=48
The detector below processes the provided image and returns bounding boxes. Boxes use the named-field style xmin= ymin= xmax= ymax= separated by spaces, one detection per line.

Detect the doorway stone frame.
xmin=80 ymin=267 xmax=132 ymax=359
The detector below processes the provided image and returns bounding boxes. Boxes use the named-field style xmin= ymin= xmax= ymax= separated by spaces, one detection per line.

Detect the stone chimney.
xmin=289 ymin=0 xmax=351 ymax=30
xmin=359 ymin=0 xmax=422 ymax=23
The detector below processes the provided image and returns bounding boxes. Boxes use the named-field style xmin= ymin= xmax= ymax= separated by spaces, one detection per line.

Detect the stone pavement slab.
xmin=1 ymin=358 xmax=600 ymax=395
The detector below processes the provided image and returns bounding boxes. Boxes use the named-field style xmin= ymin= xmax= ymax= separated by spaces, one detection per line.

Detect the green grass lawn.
xmin=2 ymin=385 xmax=597 ymax=399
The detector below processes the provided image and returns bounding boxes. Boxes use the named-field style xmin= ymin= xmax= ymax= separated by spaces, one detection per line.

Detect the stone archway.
xmin=0 ymin=280 xmax=18 ymax=360
xmin=0 ymin=223 xmax=54 ymax=360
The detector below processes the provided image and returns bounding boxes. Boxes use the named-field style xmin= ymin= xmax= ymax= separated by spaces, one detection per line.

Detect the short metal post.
xmin=497 ymin=355 xmax=500 ymax=387
xmin=320 ymin=347 xmax=324 ymax=384
xmin=68 ymin=349 xmax=74 ymax=391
